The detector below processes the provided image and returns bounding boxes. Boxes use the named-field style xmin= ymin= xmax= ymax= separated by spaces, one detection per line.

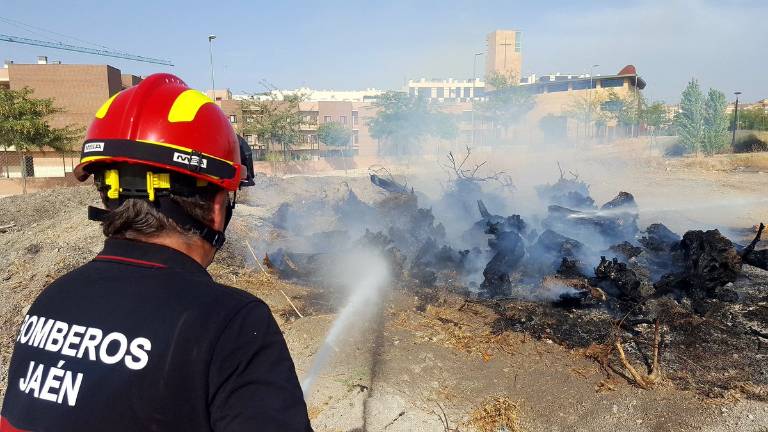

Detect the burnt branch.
xmin=442 ymin=146 xmax=514 ymax=188
xmin=742 ymin=222 xmax=765 ymax=259
xmin=613 ymin=319 xmax=662 ymax=389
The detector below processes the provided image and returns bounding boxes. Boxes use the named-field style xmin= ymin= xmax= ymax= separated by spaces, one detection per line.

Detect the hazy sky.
xmin=1 ymin=0 xmax=766 ymax=103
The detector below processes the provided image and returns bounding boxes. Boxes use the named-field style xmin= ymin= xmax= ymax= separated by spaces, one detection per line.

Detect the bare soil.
xmin=2 ymin=145 xmax=768 ymax=431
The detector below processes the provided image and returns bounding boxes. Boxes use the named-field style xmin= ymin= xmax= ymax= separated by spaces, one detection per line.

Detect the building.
xmin=0 ymin=57 xmax=142 ymax=178
xmin=517 ymin=65 xmax=647 ymax=140
xmin=214 ymin=89 xmax=382 ymax=160
xmin=1 ymin=56 xmax=141 ymax=132
xmin=486 ymin=30 xmax=522 ymax=84
xmin=406 ymin=78 xmax=485 ymax=102
xmin=727 ymin=98 xmax=768 ymax=114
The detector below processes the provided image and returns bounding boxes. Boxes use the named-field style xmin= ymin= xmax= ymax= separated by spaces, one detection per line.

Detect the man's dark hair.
xmin=101 ymin=193 xmax=217 ymax=241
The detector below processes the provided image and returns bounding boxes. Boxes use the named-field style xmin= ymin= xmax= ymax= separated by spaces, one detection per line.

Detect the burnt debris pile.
xmin=264 ymin=169 xmax=767 ymax=310
xmin=258 ymin=167 xmax=768 ymax=399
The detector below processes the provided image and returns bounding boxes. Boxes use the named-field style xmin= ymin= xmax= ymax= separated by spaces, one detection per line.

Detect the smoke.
xmin=300 ymin=248 xmax=390 ymax=397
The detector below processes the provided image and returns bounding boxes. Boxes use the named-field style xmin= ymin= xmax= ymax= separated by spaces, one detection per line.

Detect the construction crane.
xmin=0 ymin=33 xmax=173 ymax=66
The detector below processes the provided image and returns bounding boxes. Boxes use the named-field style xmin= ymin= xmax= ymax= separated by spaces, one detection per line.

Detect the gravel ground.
xmin=2 ymin=148 xmax=768 ymax=430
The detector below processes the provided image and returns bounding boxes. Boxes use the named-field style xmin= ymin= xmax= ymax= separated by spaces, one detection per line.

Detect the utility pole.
xmin=633 ymin=74 xmax=641 ymax=138
xmin=208 ymin=34 xmax=216 ymax=99
xmin=731 ymin=91 xmax=742 ymax=148
xmin=588 ymin=64 xmax=599 ymax=138
xmin=472 ymin=52 xmax=484 ymax=147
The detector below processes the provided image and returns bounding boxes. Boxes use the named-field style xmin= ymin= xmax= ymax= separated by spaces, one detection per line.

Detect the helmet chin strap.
xmin=88 ymin=196 xmax=232 ymax=250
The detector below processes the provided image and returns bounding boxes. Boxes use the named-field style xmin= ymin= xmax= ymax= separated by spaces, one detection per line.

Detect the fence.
xmin=0 ymin=150 xmax=80 ymax=179
xmin=0 ymin=150 xmax=81 ymax=195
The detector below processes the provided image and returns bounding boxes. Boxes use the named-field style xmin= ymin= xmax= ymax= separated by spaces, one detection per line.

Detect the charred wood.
xmin=542 ymin=204 xmax=639 ymax=248
xmin=593 ymin=256 xmax=653 ymax=301
xmin=535 ymin=163 xmax=594 ymax=209
xmin=370 ymin=173 xmax=410 ymax=194
xmin=609 ymin=241 xmax=643 ymax=261
xmin=601 ymin=191 xmax=638 ymax=211
xmin=655 ymin=229 xmax=742 ymax=300
xmin=481 ymin=229 xmax=525 ymax=298
xmin=739 ymin=223 xmax=768 ymax=271
xmin=640 ymin=223 xmax=681 ymax=252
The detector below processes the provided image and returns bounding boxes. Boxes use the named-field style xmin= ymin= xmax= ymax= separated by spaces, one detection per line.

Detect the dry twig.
xmin=442 ymin=146 xmax=513 ymax=187
xmin=244 ymin=241 xmax=269 ymax=275
xmin=280 ymin=290 xmax=305 ymax=319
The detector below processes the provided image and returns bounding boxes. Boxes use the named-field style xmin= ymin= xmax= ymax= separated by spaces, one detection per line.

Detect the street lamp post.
xmin=208 ymin=34 xmax=216 ymax=99
xmin=588 ymin=64 xmax=599 ymax=138
xmin=731 ymin=91 xmax=742 ymax=148
xmin=471 ymin=52 xmax=484 ymax=147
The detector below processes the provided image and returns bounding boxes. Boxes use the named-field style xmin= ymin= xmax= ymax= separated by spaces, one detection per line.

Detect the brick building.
xmin=0 ymin=57 xmax=142 ymax=177
xmin=1 ymin=56 xmax=141 ymax=133
xmin=216 ymin=91 xmax=382 ymax=160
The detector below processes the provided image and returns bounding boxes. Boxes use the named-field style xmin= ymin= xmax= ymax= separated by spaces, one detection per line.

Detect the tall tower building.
xmin=485 ymin=30 xmax=522 ymax=84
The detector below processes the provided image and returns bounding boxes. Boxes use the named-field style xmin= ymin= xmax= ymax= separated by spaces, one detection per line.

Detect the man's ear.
xmin=210 ymin=190 xmax=230 ymax=231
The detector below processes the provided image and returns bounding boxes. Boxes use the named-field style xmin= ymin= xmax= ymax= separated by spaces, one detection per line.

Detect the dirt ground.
xmin=1 ymin=143 xmax=768 ymax=431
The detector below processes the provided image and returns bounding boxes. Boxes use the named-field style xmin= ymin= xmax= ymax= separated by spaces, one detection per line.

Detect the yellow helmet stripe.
xmin=95 ymin=93 xmax=120 ymax=119
xmin=167 ymin=89 xmax=214 ymax=123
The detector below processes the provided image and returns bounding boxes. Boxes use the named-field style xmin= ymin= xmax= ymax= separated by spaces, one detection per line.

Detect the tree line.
xmin=2 ymin=74 xmax=761 ymax=166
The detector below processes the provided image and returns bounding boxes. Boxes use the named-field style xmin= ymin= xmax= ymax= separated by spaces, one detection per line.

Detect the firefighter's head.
xmin=74 ymin=73 xmax=255 ymax=265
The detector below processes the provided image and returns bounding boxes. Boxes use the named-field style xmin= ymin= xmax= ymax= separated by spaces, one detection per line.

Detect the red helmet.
xmin=74 ymin=73 xmax=243 ymax=191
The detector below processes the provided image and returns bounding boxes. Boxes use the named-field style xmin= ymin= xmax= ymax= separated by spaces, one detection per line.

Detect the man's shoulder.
xmin=206 ymin=280 xmax=266 ymax=308
xmin=44 ymin=258 xmax=266 ymax=313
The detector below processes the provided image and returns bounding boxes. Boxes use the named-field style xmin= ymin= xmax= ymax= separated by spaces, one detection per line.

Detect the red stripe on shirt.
xmin=94 ymin=255 xmax=167 ymax=268
xmin=0 ymin=416 xmax=29 ymax=432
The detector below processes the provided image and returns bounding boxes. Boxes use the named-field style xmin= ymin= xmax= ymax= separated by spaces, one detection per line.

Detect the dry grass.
xmin=393 ymin=301 xmax=519 ymax=359
xmin=676 ymin=152 xmax=768 ymax=172
xmin=468 ymin=396 xmax=524 ymax=432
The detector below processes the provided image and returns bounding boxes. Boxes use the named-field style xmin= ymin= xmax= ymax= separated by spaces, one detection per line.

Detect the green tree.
xmin=0 ymin=87 xmax=82 ymax=189
xmin=239 ymin=92 xmax=306 ymax=162
xmin=317 ymin=121 xmax=352 ymax=152
xmin=0 ymin=87 xmax=81 ymax=152
xmin=642 ymin=102 xmax=669 ymax=130
xmin=702 ymin=88 xmax=728 ymax=155
xmin=642 ymin=101 xmax=670 ymax=143
xmin=675 ymin=78 xmax=705 ymax=153
xmin=477 ymin=72 xmax=535 ymax=139
xmin=730 ymin=107 xmax=768 ymax=131
xmin=565 ymin=90 xmax=606 ymax=137
xmin=369 ymin=91 xmax=458 ymax=156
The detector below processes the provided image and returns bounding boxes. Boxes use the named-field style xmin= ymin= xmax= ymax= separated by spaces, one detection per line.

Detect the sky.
xmin=1 ymin=0 xmax=766 ymax=103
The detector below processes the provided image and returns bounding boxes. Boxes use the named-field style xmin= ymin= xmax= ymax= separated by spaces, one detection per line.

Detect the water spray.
xmin=300 ymin=249 xmax=390 ymax=398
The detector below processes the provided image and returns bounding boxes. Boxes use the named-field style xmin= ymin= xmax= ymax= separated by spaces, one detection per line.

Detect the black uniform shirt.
xmin=1 ymin=238 xmax=312 ymax=432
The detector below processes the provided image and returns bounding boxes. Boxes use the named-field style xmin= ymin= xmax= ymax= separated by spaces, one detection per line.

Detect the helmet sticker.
xmin=83 ymin=142 xmax=105 ymax=153
xmin=172 ymin=152 xmax=208 ymax=169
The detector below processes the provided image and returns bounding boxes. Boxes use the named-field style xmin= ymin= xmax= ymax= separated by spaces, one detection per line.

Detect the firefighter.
xmin=0 ymin=73 xmax=312 ymax=432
